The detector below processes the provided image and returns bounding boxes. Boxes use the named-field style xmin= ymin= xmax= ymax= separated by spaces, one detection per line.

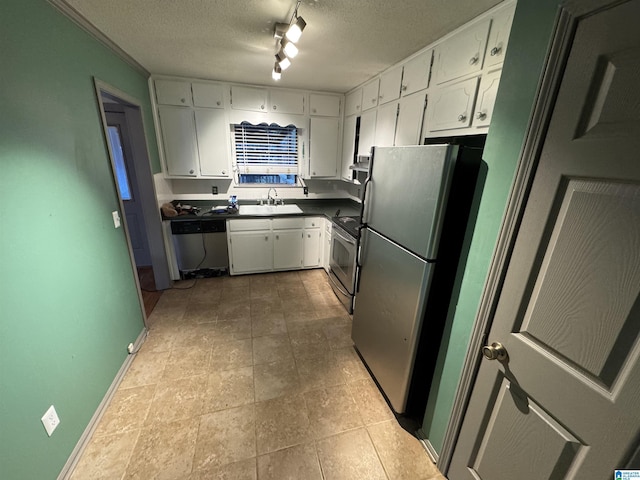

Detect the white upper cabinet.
xmin=433 ymin=19 xmax=491 ymax=85
xmin=192 ymin=82 xmax=225 ymax=108
xmin=358 ymin=109 xmax=377 ymax=157
xmin=395 ymin=91 xmax=427 ymax=145
xmin=157 ymin=105 xmax=199 ymax=176
xmin=485 ymin=4 xmax=516 ymax=69
xmin=472 ymin=69 xmax=501 ymax=128
xmin=345 ymin=88 xmax=363 ymax=117
xmin=401 ymin=50 xmax=433 ymax=96
xmin=374 ymin=102 xmax=398 ymax=147
xmin=230 ymin=85 xmax=268 ymax=112
xmin=341 ymin=115 xmax=357 ymax=180
xmin=362 ymin=79 xmax=380 ymax=111
xmin=309 ymin=116 xmax=340 ymax=178
xmin=309 ymin=94 xmax=341 ymax=116
xmin=426 ymin=77 xmax=479 ymax=132
xmin=378 ymin=66 xmax=403 ymax=105
xmin=155 ymin=79 xmax=192 ymax=106
xmin=195 ymin=109 xmax=230 ymax=177
xmin=269 ymin=90 xmax=305 ymax=115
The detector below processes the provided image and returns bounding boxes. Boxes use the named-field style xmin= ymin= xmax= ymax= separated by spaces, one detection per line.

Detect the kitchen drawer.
xmin=273 ymin=217 xmax=304 ymax=230
xmin=304 ymin=217 xmax=322 ymax=229
xmin=228 ymin=218 xmax=271 ymax=232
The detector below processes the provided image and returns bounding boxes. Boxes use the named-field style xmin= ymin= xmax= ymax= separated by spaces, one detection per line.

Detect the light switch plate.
xmin=41 ymin=405 xmax=60 ymax=437
xmin=112 ymin=210 xmax=121 ymax=228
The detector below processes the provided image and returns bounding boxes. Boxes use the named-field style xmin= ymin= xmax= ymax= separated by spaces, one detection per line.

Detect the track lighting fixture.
xmin=275 ymin=50 xmax=291 ymax=70
xmin=285 ymin=16 xmax=306 ymax=43
xmin=270 ymin=1 xmax=306 ymax=81
xmin=281 ymin=38 xmax=298 ymax=59
xmin=272 ymin=63 xmax=282 ymax=80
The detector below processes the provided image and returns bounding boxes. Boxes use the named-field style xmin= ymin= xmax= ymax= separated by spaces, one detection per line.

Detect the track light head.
xmin=285 ymin=16 xmax=306 ymax=43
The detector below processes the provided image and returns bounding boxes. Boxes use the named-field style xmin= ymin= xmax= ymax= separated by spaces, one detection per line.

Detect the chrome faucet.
xmin=267 ymin=187 xmax=278 ymax=205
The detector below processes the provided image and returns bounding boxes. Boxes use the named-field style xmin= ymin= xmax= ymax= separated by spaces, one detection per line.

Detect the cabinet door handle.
xmin=189 ymin=169 xmax=195 ymax=174
xmin=275 ymin=235 xmax=279 ymax=240
xmin=312 ymin=108 xmax=317 ymax=113
xmin=261 ymin=104 xmax=265 ymax=110
xmin=468 ymin=55 xmax=479 ymax=65
xmin=181 ymin=98 xmax=186 ymax=103
xmin=490 ymin=46 xmax=502 ymax=56
xmin=216 ymin=100 xmax=221 ymax=106
xmin=273 ymin=105 xmax=277 ymax=110
xmin=475 ymin=111 xmax=487 ymax=120
xmin=221 ymin=170 xmax=226 ymax=174
xmin=265 ymin=236 xmax=269 ymax=241
xmin=401 ymin=85 xmax=407 ymax=92
xmin=458 ymin=114 xmax=467 ymax=122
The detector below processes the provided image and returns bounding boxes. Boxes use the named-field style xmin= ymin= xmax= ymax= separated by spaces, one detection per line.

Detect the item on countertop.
xmin=161 ymin=203 xmax=178 ymax=217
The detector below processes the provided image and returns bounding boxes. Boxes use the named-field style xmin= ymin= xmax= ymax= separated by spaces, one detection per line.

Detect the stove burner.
xmin=332 ymin=216 xmax=362 ymax=239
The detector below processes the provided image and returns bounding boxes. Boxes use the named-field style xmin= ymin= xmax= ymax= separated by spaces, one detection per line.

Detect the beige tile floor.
xmin=71 ymin=269 xmax=445 ymax=480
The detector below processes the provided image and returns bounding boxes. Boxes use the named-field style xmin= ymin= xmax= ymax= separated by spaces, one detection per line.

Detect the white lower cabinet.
xmin=303 ymin=217 xmax=323 ymax=268
xmin=323 ymin=218 xmax=332 ymax=272
xmin=273 ymin=217 xmax=304 ymax=271
xmin=228 ymin=217 xmax=323 ymax=275
xmin=274 ymin=230 xmax=303 ymax=270
xmin=228 ymin=231 xmax=273 ymax=274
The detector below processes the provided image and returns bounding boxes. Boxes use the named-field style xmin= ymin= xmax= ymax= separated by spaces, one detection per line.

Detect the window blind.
xmin=234 ymin=122 xmax=298 ymax=174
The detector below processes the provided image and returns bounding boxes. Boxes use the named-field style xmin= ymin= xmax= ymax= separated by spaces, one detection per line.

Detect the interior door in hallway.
xmin=106 ymin=108 xmax=152 ymax=266
xmin=449 ymin=1 xmax=640 ymax=478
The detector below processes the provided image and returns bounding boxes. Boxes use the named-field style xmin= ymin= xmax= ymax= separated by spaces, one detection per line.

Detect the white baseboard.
xmin=57 ymin=328 xmax=148 ymax=480
xmin=417 ymin=428 xmax=440 ymax=465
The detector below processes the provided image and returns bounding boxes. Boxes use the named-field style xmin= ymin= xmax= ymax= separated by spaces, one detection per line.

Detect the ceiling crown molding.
xmin=47 ymin=0 xmax=149 ymax=76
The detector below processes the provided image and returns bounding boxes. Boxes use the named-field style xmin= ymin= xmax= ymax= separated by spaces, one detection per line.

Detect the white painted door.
xmin=395 ymin=91 xmax=426 ymax=146
xmin=449 ymin=2 xmax=640 ymax=478
xmin=309 ymin=117 xmax=339 ymax=178
xmin=195 ymin=108 xmax=230 ymax=177
xmin=157 ymin=106 xmax=198 ymax=176
xmin=273 ymin=230 xmax=303 ymax=270
xmin=106 ymin=110 xmax=152 ymax=267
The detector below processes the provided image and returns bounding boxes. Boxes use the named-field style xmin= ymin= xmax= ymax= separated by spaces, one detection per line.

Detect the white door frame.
xmin=436 ymin=3 xmax=606 ymax=474
xmin=94 ymin=79 xmax=172 ymax=305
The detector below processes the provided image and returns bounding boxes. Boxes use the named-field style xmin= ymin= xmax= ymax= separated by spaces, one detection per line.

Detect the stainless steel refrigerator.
xmin=352 ymin=143 xmax=479 ymax=415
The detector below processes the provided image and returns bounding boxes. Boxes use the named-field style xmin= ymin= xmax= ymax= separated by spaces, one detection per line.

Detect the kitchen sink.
xmin=239 ymin=204 xmax=303 ymax=215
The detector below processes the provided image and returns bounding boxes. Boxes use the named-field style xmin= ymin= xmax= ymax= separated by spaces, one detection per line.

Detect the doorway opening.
xmin=94 ymin=79 xmax=171 ymax=319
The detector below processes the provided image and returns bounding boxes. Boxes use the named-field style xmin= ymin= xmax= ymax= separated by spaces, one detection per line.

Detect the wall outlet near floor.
xmin=211 ymin=186 xmax=218 ymax=195
xmin=127 ymin=343 xmax=134 ymax=354
xmin=41 ymin=405 xmax=60 ymax=437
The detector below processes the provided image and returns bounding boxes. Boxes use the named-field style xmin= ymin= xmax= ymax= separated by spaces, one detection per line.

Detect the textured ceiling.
xmin=62 ymin=0 xmax=503 ymax=93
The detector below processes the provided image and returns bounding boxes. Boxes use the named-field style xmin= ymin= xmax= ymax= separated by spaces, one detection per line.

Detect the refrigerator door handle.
xmin=359 ymin=149 xmax=374 ymax=223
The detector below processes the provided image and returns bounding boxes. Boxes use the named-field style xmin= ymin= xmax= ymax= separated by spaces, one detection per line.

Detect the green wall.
xmin=422 ymin=0 xmax=562 ymax=454
xmin=0 ymin=1 xmax=159 ymax=478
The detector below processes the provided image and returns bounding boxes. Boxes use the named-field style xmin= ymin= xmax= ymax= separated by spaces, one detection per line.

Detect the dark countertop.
xmin=165 ymin=198 xmax=362 ymax=222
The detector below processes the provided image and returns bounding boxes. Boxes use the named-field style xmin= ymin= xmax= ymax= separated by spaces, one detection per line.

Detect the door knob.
xmin=482 ymin=342 xmax=508 ymax=361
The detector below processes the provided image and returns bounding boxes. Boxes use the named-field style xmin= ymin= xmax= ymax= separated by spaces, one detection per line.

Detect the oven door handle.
xmin=332 ymin=227 xmax=356 ymax=246
xmin=328 ymin=269 xmax=351 ymax=297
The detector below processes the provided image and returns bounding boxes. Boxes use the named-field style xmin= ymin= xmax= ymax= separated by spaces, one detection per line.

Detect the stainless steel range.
xmin=328 ymin=216 xmax=361 ymax=313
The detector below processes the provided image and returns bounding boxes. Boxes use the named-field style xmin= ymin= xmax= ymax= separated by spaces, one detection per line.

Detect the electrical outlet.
xmin=127 ymin=343 xmax=134 ymax=354
xmin=211 ymin=186 xmax=218 ymax=195
xmin=41 ymin=405 xmax=60 ymax=437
